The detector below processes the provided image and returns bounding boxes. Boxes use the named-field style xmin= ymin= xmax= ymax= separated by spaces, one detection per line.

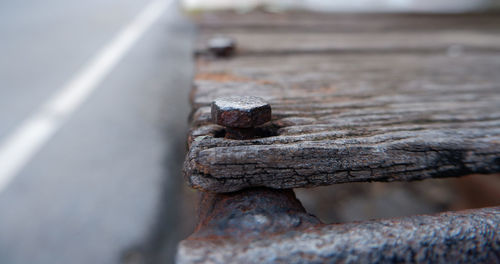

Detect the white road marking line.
xmin=0 ymin=0 xmax=173 ymax=192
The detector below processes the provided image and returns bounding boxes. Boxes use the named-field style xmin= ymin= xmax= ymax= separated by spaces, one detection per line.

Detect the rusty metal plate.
xmin=177 ymin=187 xmax=500 ymax=263
xmin=178 ymin=208 xmax=500 ymax=263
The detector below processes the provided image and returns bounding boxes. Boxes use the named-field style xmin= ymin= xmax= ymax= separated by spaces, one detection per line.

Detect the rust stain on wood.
xmin=195 ymin=72 xmax=274 ymax=85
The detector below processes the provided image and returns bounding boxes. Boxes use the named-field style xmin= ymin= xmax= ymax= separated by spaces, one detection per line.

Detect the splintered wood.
xmin=185 ymin=12 xmax=500 ymax=192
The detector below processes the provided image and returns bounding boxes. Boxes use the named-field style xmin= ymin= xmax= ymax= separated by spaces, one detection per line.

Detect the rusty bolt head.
xmin=208 ymin=36 xmax=236 ymax=58
xmin=211 ymin=96 xmax=272 ymax=128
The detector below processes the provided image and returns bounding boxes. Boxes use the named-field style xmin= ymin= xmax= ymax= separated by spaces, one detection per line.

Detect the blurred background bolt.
xmin=211 ymin=96 xmax=272 ymax=139
xmin=207 ymin=36 xmax=236 ymax=58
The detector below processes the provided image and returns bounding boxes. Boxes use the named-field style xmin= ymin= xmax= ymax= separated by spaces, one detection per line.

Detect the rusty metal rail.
xmin=177 ymin=187 xmax=499 ymax=263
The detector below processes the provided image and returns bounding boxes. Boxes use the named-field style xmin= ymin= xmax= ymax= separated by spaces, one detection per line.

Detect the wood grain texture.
xmin=196 ymin=31 xmax=500 ymax=55
xmin=185 ymin=12 xmax=500 ymax=192
xmin=194 ymin=12 xmax=500 ymax=33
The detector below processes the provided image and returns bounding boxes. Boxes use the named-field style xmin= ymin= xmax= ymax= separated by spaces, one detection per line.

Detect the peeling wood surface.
xmin=185 ymin=12 xmax=500 ymax=192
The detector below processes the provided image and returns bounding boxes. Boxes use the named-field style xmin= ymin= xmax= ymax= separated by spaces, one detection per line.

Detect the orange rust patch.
xmin=256 ymin=80 xmax=274 ymax=85
xmin=196 ymin=73 xmax=250 ymax=82
xmin=316 ymin=85 xmax=337 ymax=93
xmin=196 ymin=72 xmax=274 ymax=85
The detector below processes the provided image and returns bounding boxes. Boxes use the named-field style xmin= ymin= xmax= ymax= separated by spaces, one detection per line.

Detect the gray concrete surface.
xmin=0 ymin=0 xmax=193 ymax=263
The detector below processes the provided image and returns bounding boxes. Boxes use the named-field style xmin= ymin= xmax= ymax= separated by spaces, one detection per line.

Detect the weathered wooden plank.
xmin=195 ymin=12 xmax=500 ymax=33
xmin=197 ymin=31 xmax=500 ymax=55
xmin=185 ymin=12 xmax=500 ymax=192
xmin=196 ymin=12 xmax=500 ymax=55
xmin=186 ymin=52 xmax=500 ymax=192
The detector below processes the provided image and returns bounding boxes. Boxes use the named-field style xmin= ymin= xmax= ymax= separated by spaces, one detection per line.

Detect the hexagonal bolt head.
xmin=211 ymin=96 xmax=272 ymax=139
xmin=207 ymin=36 xmax=236 ymax=58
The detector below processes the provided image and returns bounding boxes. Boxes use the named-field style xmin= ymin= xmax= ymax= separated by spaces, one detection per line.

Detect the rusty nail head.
xmin=208 ymin=36 xmax=236 ymax=58
xmin=212 ymin=96 xmax=271 ymax=128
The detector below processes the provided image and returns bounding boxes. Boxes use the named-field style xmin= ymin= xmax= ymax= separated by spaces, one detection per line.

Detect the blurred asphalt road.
xmin=0 ymin=0 xmax=193 ymax=263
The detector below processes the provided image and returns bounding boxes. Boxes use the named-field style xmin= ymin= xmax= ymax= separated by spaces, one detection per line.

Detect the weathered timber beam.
xmin=195 ymin=12 xmax=500 ymax=33
xmin=185 ymin=52 xmax=500 ymax=192
xmin=195 ymin=32 xmax=500 ymax=57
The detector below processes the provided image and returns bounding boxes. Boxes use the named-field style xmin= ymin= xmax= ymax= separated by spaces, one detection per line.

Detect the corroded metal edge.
xmin=177 ymin=204 xmax=500 ymax=264
xmin=188 ymin=188 xmax=320 ymax=241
